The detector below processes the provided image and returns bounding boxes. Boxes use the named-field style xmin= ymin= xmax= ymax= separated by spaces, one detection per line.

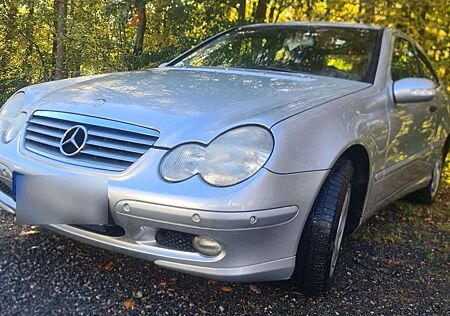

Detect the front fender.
xmin=266 ymin=87 xmax=390 ymax=175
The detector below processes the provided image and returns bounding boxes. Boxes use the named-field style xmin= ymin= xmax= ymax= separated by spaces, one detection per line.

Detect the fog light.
xmin=192 ymin=236 xmax=222 ymax=256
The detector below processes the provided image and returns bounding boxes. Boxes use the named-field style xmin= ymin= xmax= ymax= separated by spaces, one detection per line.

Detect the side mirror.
xmin=393 ymin=78 xmax=436 ymax=103
xmin=158 ymin=62 xmax=169 ymax=68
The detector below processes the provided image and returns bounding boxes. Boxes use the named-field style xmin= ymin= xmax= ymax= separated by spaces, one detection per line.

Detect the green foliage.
xmin=1 ymin=0 xmax=450 ymax=104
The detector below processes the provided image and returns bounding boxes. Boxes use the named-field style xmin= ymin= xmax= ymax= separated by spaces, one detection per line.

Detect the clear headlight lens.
xmin=0 ymin=92 xmax=26 ymax=143
xmin=160 ymin=126 xmax=274 ymax=187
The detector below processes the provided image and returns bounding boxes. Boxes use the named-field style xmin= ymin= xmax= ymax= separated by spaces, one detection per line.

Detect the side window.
xmin=391 ymin=38 xmax=420 ymax=81
xmin=416 ymin=50 xmax=439 ymax=84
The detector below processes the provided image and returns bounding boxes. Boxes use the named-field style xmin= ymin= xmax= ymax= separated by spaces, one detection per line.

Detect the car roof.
xmin=239 ymin=21 xmax=383 ymax=31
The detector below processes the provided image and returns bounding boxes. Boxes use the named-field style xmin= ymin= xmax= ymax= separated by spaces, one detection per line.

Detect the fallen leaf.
xmin=123 ymin=299 xmax=135 ymax=310
xmin=385 ymin=237 xmax=396 ymax=244
xmin=290 ymin=291 xmax=303 ymax=296
xmin=208 ymin=279 xmax=220 ymax=284
xmin=385 ymin=258 xmax=400 ymax=266
xmin=99 ymin=261 xmax=115 ymax=271
xmin=219 ymin=286 xmax=233 ymax=293
xmin=249 ymin=284 xmax=261 ymax=294
xmin=19 ymin=229 xmax=39 ymax=237
xmin=159 ymin=279 xmax=176 ymax=286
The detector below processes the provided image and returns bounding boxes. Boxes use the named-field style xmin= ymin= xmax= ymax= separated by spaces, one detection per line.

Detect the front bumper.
xmin=0 ymin=139 xmax=328 ymax=282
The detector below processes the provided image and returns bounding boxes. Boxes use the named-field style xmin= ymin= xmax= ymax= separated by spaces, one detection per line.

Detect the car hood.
xmin=24 ymin=67 xmax=370 ymax=147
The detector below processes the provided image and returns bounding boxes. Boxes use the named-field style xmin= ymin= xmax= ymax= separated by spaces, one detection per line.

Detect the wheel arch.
xmin=336 ymin=144 xmax=371 ymax=234
xmin=299 ymin=141 xmax=372 ymax=236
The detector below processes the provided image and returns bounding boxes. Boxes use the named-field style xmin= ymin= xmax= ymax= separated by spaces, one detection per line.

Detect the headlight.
xmin=160 ymin=126 xmax=274 ymax=187
xmin=0 ymin=92 xmax=27 ymax=143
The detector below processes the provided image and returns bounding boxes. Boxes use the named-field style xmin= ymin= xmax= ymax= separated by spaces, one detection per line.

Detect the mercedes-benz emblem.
xmin=60 ymin=125 xmax=88 ymax=157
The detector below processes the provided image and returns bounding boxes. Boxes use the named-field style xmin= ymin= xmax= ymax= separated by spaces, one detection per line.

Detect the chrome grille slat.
xmin=82 ymin=147 xmax=139 ymax=163
xmin=27 ymin=124 xmax=65 ymax=138
xmin=29 ymin=116 xmax=73 ymax=130
xmin=25 ymin=134 xmax=60 ymax=148
xmin=88 ymin=128 xmax=156 ymax=146
xmin=24 ymin=111 xmax=160 ymax=172
xmin=87 ymin=138 xmax=147 ymax=155
xmin=26 ymin=143 xmax=127 ymax=172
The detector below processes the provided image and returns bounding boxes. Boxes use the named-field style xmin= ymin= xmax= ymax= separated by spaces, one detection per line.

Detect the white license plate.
xmin=15 ymin=175 xmax=108 ymax=225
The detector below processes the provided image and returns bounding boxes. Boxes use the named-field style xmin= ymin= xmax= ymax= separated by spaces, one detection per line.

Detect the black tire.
xmin=408 ymin=151 xmax=445 ymax=205
xmin=292 ymin=159 xmax=353 ymax=296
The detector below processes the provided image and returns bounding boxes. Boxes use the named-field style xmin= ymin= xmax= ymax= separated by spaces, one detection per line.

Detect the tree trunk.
xmin=51 ymin=0 xmax=57 ymax=79
xmin=54 ymin=0 xmax=67 ymax=80
xmin=23 ymin=0 xmax=35 ymax=77
xmin=306 ymin=0 xmax=313 ymax=20
xmin=133 ymin=0 xmax=147 ymax=57
xmin=254 ymin=0 xmax=268 ymax=23
xmin=237 ymin=0 xmax=246 ymax=24
xmin=268 ymin=4 xmax=276 ymax=22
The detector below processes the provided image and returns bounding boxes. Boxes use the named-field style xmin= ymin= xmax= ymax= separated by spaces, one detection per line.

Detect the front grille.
xmin=155 ymin=229 xmax=196 ymax=252
xmin=24 ymin=111 xmax=160 ymax=172
xmin=0 ymin=180 xmax=13 ymax=199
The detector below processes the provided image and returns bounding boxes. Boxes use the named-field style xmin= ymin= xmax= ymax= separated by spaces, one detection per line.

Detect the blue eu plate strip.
xmin=12 ymin=172 xmax=23 ymax=200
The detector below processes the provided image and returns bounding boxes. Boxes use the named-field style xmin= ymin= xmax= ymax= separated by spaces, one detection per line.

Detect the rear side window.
xmin=391 ymin=38 xmax=420 ymax=81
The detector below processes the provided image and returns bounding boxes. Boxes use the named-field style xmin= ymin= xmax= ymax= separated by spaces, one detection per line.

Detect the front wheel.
xmin=292 ymin=159 xmax=353 ymax=296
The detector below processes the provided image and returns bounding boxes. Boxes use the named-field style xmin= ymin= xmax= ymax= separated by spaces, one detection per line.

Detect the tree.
xmin=54 ymin=0 xmax=68 ymax=79
xmin=1 ymin=0 xmax=450 ymax=104
xmin=133 ymin=0 xmax=147 ymax=57
xmin=237 ymin=0 xmax=246 ymax=23
xmin=254 ymin=0 xmax=268 ymax=22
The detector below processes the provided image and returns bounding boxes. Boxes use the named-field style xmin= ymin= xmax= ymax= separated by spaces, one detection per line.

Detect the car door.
xmin=383 ymin=36 xmax=435 ymax=194
xmin=415 ymin=47 xmax=447 ymax=151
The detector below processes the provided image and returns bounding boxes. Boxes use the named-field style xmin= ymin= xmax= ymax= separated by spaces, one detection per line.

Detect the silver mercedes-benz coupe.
xmin=0 ymin=22 xmax=449 ymax=295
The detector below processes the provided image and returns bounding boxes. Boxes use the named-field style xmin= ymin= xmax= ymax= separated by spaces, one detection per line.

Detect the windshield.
xmin=173 ymin=26 xmax=381 ymax=83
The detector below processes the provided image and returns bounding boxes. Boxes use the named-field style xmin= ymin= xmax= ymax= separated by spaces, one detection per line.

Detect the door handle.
xmin=429 ymin=105 xmax=438 ymax=113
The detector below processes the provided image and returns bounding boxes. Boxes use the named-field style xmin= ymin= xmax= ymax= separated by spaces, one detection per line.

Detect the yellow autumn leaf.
xmin=123 ymin=299 xmax=135 ymax=310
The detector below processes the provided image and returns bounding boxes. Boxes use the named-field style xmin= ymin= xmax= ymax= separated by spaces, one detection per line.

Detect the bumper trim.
xmin=0 ymin=192 xmax=15 ymax=214
xmin=46 ymin=223 xmax=222 ymax=263
xmin=155 ymin=257 xmax=296 ymax=282
xmin=115 ymin=200 xmax=299 ymax=230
